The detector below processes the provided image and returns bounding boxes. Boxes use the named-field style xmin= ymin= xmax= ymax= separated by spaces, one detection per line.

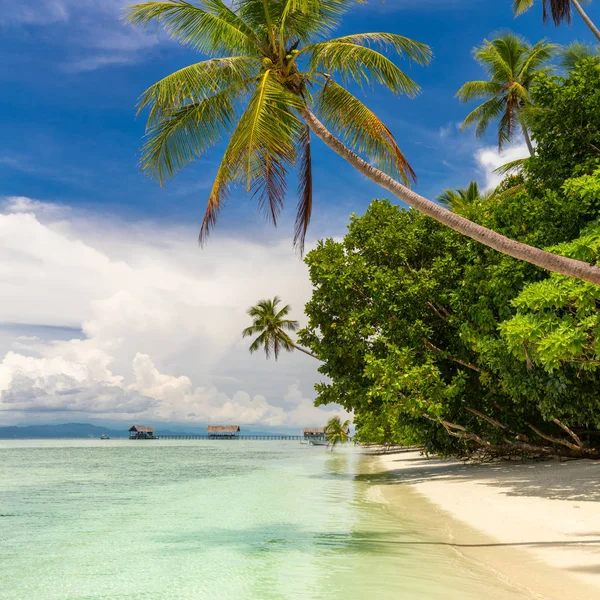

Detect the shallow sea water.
xmin=0 ymin=440 xmax=533 ymax=599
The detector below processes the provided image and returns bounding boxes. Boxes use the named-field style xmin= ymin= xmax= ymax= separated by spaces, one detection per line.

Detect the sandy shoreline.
xmin=373 ymin=450 xmax=600 ymax=600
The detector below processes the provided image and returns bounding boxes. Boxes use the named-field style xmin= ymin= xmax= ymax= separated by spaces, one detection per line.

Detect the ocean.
xmin=0 ymin=440 xmax=532 ymax=599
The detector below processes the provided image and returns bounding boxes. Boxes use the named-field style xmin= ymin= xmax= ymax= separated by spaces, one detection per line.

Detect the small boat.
xmin=308 ymin=439 xmax=329 ymax=446
xmin=100 ymin=434 xmax=110 ymax=440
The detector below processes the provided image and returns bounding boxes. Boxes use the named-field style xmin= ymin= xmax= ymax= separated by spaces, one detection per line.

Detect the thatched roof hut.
xmin=129 ymin=425 xmax=155 ymax=439
xmin=207 ymin=425 xmax=241 ymax=438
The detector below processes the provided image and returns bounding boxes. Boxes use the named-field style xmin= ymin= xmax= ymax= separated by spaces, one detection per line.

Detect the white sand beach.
xmin=376 ymin=451 xmax=600 ymax=600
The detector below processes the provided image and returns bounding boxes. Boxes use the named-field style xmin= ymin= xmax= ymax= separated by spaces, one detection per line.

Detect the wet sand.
xmin=374 ymin=450 xmax=600 ymax=600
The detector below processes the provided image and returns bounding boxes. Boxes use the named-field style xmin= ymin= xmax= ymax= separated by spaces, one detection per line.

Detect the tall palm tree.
xmin=456 ymin=33 xmax=556 ymax=155
xmin=125 ymin=0 xmax=600 ymax=285
xmin=243 ymin=297 xmax=317 ymax=359
xmin=513 ymin=0 xmax=600 ymax=43
xmin=559 ymin=41 xmax=600 ymax=70
xmin=325 ymin=416 xmax=351 ymax=451
xmin=437 ymin=181 xmax=492 ymax=216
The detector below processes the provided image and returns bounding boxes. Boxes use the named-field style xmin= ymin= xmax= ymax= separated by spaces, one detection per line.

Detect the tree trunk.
xmin=572 ymin=0 xmax=600 ymax=43
xmin=300 ymin=107 xmax=600 ymax=285
xmin=521 ymin=123 xmax=534 ymax=156
xmin=293 ymin=343 xmax=320 ymax=360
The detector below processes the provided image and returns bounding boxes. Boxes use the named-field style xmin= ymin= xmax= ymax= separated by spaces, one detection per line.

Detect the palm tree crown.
xmin=456 ymin=32 xmax=556 ymax=152
xmin=125 ymin=0 xmax=431 ymax=252
xmin=325 ymin=416 xmax=351 ymax=450
xmin=513 ymin=0 xmax=600 ymax=43
xmin=437 ymin=181 xmax=492 ymax=216
xmin=242 ymin=297 xmax=299 ymax=359
xmin=514 ymin=0 xmax=572 ymax=24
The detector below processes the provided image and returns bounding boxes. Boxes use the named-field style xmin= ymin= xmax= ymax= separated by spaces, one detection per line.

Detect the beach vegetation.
xmin=298 ymin=61 xmax=600 ymax=459
xmin=243 ymin=296 xmax=317 ymax=359
xmin=456 ymin=32 xmax=556 ymax=154
xmin=324 ymin=416 xmax=351 ymax=450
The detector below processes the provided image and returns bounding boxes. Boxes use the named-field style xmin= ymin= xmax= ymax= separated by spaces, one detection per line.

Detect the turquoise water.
xmin=0 ymin=440 xmax=531 ymax=599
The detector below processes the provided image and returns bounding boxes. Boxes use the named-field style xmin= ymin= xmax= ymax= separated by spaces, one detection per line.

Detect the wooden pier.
xmin=156 ymin=434 xmax=304 ymax=440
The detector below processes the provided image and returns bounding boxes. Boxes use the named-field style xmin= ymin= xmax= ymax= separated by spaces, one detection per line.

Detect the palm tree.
xmin=456 ymin=33 xmax=556 ymax=155
xmin=243 ymin=297 xmax=317 ymax=359
xmin=513 ymin=0 xmax=600 ymax=43
xmin=325 ymin=416 xmax=351 ymax=451
xmin=560 ymin=41 xmax=600 ymax=70
xmin=125 ymin=0 xmax=600 ymax=285
xmin=437 ymin=181 xmax=492 ymax=216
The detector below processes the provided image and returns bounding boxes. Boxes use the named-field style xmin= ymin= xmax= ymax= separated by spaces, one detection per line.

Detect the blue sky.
xmin=0 ymin=0 xmax=597 ymax=429
xmin=0 ymin=0 xmax=594 ymax=238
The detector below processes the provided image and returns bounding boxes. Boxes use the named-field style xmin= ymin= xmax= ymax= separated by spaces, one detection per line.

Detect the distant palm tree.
xmin=325 ymin=416 xmax=351 ymax=451
xmin=559 ymin=41 xmax=600 ymax=70
xmin=456 ymin=33 xmax=556 ymax=155
xmin=124 ymin=1 xmax=600 ymax=286
xmin=437 ymin=181 xmax=492 ymax=216
xmin=243 ymin=297 xmax=317 ymax=359
xmin=513 ymin=0 xmax=600 ymax=43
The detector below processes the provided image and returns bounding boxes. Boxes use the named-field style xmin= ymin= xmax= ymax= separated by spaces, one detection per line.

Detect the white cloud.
xmin=0 ymin=196 xmax=350 ymax=429
xmin=475 ymin=141 xmax=530 ymax=190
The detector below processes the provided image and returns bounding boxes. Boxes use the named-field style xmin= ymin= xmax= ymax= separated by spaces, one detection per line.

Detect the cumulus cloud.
xmin=475 ymin=142 xmax=530 ymax=190
xmin=0 ymin=196 xmax=350 ymax=429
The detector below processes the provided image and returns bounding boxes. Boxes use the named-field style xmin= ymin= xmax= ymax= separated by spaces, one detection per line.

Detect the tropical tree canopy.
xmin=125 ymin=0 xmax=431 ymax=251
xmin=456 ymin=32 xmax=556 ymax=152
xmin=437 ymin=181 xmax=492 ymax=217
xmin=242 ymin=297 xmax=299 ymax=359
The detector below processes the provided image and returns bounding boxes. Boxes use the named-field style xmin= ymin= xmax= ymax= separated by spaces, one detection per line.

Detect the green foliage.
xmin=456 ymin=32 xmax=556 ymax=149
xmin=300 ymin=67 xmax=600 ymax=454
xmin=324 ymin=416 xmax=351 ymax=449
xmin=525 ymin=59 xmax=600 ymax=185
xmin=242 ymin=296 xmax=299 ymax=359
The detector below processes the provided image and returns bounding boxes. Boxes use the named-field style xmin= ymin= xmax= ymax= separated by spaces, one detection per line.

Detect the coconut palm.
xmin=325 ymin=416 xmax=351 ymax=450
xmin=456 ymin=33 xmax=556 ymax=155
xmin=437 ymin=181 xmax=492 ymax=216
xmin=513 ymin=0 xmax=600 ymax=43
xmin=125 ymin=1 xmax=600 ymax=285
xmin=560 ymin=41 xmax=600 ymax=70
xmin=243 ymin=297 xmax=317 ymax=359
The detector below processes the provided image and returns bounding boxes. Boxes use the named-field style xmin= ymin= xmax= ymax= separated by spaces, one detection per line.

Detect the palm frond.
xmin=294 ymin=125 xmax=313 ymax=254
xmin=279 ymin=0 xmax=362 ymax=43
xmin=456 ymin=80 xmax=504 ymax=103
xmin=513 ymin=0 xmax=534 ymax=16
xmin=306 ymin=42 xmax=421 ymax=96
xmin=560 ymin=41 xmax=600 ymax=71
xmin=140 ymin=85 xmax=242 ymax=184
xmin=138 ymin=56 xmax=260 ymax=123
xmin=493 ymin=157 xmax=530 ymax=176
xmin=123 ymin=0 xmax=259 ymax=55
xmin=316 ymin=80 xmax=416 ymax=183
xmin=460 ymin=96 xmax=504 ymax=137
xmin=316 ymin=32 xmax=432 ymax=66
xmin=199 ymin=71 xmax=304 ymax=241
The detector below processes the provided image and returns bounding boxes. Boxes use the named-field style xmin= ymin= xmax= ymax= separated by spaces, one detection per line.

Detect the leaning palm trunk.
xmin=572 ymin=0 xmax=600 ymax=42
xmin=293 ymin=343 xmax=319 ymax=359
xmin=521 ymin=122 xmax=534 ymax=156
xmin=301 ymin=108 xmax=600 ymax=284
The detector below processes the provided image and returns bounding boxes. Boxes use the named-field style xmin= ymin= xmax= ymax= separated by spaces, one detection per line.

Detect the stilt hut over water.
xmin=303 ymin=428 xmax=326 ymax=441
xmin=129 ymin=425 xmax=155 ymax=439
xmin=207 ymin=425 xmax=241 ymax=439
